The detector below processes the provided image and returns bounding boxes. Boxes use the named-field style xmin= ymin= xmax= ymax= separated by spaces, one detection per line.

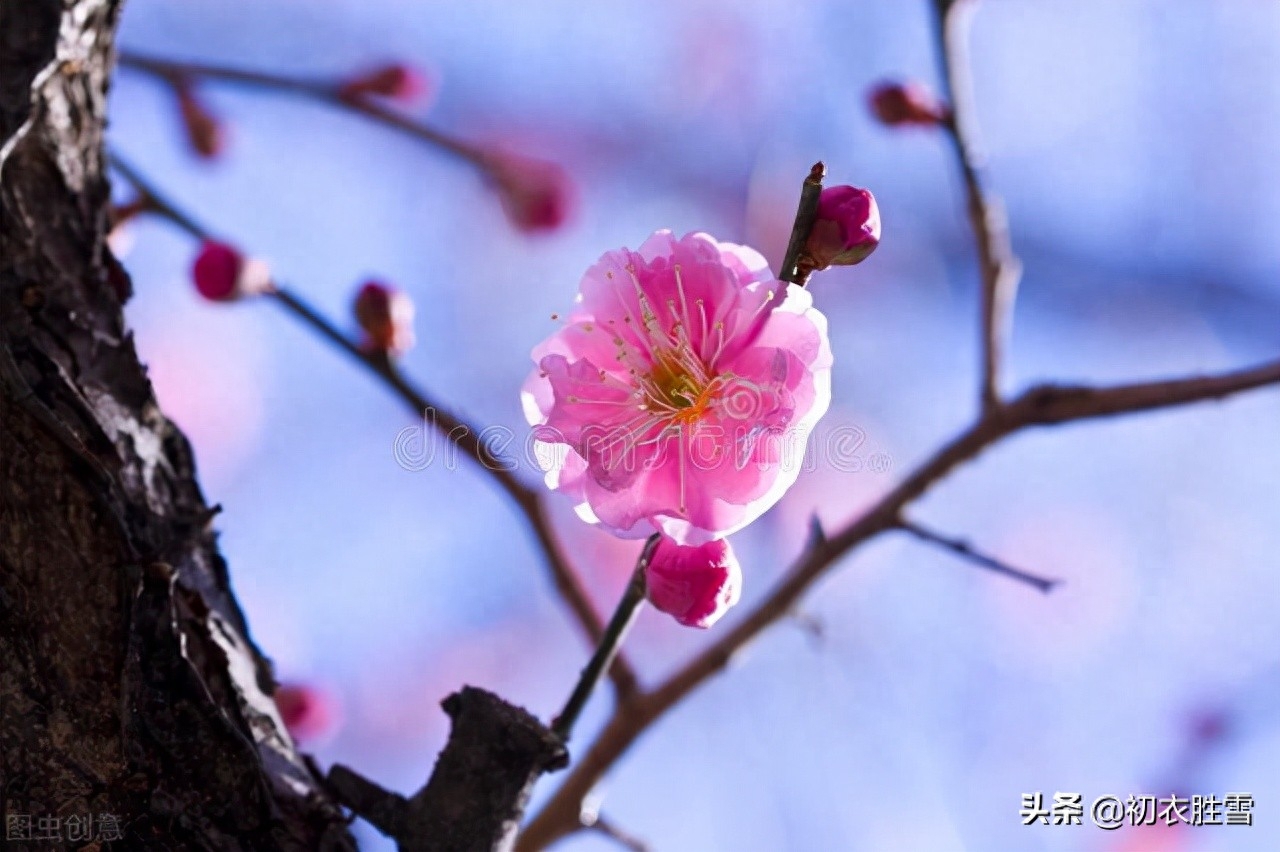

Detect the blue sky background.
xmin=109 ymin=2 xmax=1280 ymax=850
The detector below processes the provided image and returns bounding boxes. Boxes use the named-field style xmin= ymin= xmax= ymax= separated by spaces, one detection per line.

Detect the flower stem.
xmin=777 ymin=161 xmax=826 ymax=286
xmin=552 ymin=534 xmax=660 ymax=741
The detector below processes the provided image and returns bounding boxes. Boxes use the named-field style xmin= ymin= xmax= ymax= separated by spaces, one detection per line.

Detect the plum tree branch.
xmin=584 ymin=815 xmax=649 ymax=852
xmin=932 ymin=0 xmax=1022 ymax=413
xmin=117 ymin=52 xmax=493 ymax=171
xmin=518 ymin=361 xmax=1280 ymax=848
xmin=107 ymin=153 xmax=642 ymax=697
xmin=897 ymin=518 xmax=1059 ymax=593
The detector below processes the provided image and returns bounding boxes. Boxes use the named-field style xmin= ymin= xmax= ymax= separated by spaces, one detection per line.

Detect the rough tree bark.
xmin=1 ymin=4 xmax=572 ymax=850
xmin=0 ymin=2 xmax=355 ymax=848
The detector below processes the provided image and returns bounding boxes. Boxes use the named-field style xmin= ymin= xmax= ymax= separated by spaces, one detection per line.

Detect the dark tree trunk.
xmin=0 ymin=2 xmax=355 ymax=848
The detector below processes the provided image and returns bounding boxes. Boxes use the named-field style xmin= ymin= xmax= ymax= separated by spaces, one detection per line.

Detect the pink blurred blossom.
xmin=1104 ymin=822 xmax=1187 ymax=852
xmin=141 ymin=317 xmax=267 ymax=491
xmin=274 ymin=683 xmax=341 ymax=743
xmin=983 ymin=507 xmax=1138 ymax=671
xmin=645 ymin=536 xmax=741 ymax=628
xmin=523 ymin=230 xmax=832 ymax=544
xmin=488 ymin=155 xmax=574 ymax=233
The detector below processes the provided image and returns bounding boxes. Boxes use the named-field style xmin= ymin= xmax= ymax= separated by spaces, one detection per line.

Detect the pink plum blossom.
xmin=645 ymin=536 xmax=741 ymax=628
xmin=523 ymin=230 xmax=833 ymax=544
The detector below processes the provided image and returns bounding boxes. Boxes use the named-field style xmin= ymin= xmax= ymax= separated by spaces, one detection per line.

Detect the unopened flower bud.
xmin=337 ymin=63 xmax=430 ymax=104
xmin=353 ymin=280 xmax=415 ymax=355
xmin=175 ymin=80 xmax=227 ymax=159
xmin=274 ymin=683 xmax=339 ymax=743
xmin=191 ymin=240 xmax=272 ymax=302
xmin=488 ymin=155 xmax=574 ymax=234
xmin=868 ymin=81 xmax=949 ymax=127
xmin=803 ymin=185 xmax=881 ymax=270
xmin=645 ymin=537 xmax=741 ymax=629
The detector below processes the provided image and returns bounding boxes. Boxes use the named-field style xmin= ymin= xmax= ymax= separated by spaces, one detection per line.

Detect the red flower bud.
xmin=645 ymin=537 xmax=741 ymax=629
xmin=175 ymin=80 xmax=227 ymax=159
xmin=274 ymin=683 xmax=339 ymax=743
xmin=191 ymin=240 xmax=271 ymax=302
xmin=868 ymin=81 xmax=950 ymax=127
xmin=353 ymin=280 xmax=415 ymax=355
xmin=489 ymin=155 xmax=574 ymax=234
xmin=337 ymin=63 xmax=430 ymax=104
xmin=804 ymin=185 xmax=881 ymax=270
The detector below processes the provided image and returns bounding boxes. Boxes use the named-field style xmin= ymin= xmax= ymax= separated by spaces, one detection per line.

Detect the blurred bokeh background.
xmin=107 ymin=1 xmax=1280 ymax=850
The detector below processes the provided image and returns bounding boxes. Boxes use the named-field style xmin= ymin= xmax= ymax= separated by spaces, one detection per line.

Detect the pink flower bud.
xmin=337 ymin=63 xmax=430 ymax=104
xmin=175 ymin=80 xmax=226 ymax=159
xmin=868 ymin=81 xmax=949 ymax=127
xmin=353 ymin=280 xmax=416 ymax=355
xmin=645 ymin=537 xmax=742 ymax=629
xmin=488 ymin=155 xmax=574 ymax=234
xmin=274 ymin=683 xmax=339 ymax=743
xmin=804 ymin=185 xmax=881 ymax=270
xmin=191 ymin=240 xmax=272 ymax=302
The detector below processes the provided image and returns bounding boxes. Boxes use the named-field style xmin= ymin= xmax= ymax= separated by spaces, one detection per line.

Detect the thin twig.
xmin=108 ymin=155 xmax=204 ymax=239
xmin=931 ymin=0 xmax=1021 ymax=413
xmin=552 ymin=535 xmax=659 ymax=740
xmin=777 ymin=161 xmax=826 ymax=286
xmin=584 ymin=815 xmax=649 ymax=852
xmin=106 ymin=153 xmax=643 ymax=693
xmin=518 ymin=359 xmax=1280 ymax=849
xmin=897 ymin=519 xmax=1058 ymax=593
xmin=117 ymin=52 xmax=492 ymax=170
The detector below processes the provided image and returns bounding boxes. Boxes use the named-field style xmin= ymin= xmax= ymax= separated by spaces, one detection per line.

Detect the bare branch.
xmin=107 ymin=154 xmax=643 ymax=695
xmin=584 ymin=814 xmax=649 ymax=852
xmin=519 ymin=357 xmax=1280 ymax=849
xmin=116 ymin=52 xmax=492 ymax=171
xmin=932 ymin=0 xmax=1022 ymax=412
xmin=1010 ymin=365 xmax=1280 ymax=424
xmin=897 ymin=519 xmax=1059 ymax=593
